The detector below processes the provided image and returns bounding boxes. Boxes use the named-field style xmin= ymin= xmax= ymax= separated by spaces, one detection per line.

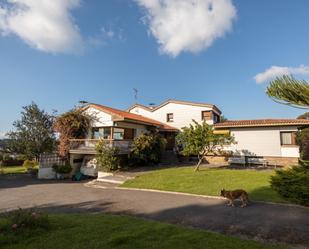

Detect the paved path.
xmin=1 ymin=175 xmax=308 ymax=248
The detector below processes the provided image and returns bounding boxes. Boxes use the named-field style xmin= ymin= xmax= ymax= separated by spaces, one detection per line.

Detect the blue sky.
xmin=1 ymin=0 xmax=309 ymax=137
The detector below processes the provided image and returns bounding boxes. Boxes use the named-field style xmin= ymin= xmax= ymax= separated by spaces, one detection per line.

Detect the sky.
xmin=1 ymin=0 xmax=309 ymax=137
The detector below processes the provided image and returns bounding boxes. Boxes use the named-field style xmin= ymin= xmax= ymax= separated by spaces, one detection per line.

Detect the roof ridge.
xmin=127 ymin=99 xmax=221 ymax=114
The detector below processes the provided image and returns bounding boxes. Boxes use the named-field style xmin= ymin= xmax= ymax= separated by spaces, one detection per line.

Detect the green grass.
xmin=122 ymin=167 xmax=285 ymax=203
xmin=0 ymin=214 xmax=287 ymax=249
xmin=0 ymin=165 xmax=38 ymax=174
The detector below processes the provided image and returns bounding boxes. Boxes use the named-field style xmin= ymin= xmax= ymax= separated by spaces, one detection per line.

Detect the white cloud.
xmin=254 ymin=65 xmax=309 ymax=84
xmin=88 ymin=26 xmax=125 ymax=48
xmin=0 ymin=132 xmax=7 ymax=139
xmin=101 ymin=27 xmax=114 ymax=39
xmin=135 ymin=0 xmax=236 ymax=57
xmin=0 ymin=0 xmax=83 ymax=54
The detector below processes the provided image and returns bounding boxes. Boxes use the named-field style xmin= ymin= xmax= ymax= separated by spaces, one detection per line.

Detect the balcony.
xmin=69 ymin=139 xmax=133 ymax=155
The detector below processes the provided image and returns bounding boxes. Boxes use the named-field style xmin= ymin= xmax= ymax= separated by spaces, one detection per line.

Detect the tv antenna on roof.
xmin=133 ymin=88 xmax=138 ymax=103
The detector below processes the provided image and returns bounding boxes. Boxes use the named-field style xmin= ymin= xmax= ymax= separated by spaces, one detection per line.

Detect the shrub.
xmin=95 ymin=139 xmax=120 ymax=172
xmin=0 ymin=208 xmax=50 ymax=233
xmin=129 ymin=132 xmax=166 ymax=166
xmin=52 ymin=164 xmax=72 ymax=174
xmin=23 ymin=160 xmax=38 ymax=169
xmin=1 ymin=159 xmax=24 ymax=166
xmin=271 ymin=160 xmax=309 ymax=206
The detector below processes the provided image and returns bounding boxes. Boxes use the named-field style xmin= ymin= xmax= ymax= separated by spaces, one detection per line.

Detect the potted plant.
xmin=52 ymin=164 xmax=72 ymax=179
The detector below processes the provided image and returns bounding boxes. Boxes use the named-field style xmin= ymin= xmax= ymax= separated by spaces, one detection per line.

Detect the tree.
xmin=54 ymin=109 xmax=92 ymax=157
xmin=266 ymin=75 xmax=309 ymax=109
xmin=220 ymin=115 xmax=228 ymax=122
xmin=297 ymin=112 xmax=309 ymax=119
xmin=129 ymin=132 xmax=166 ymax=166
xmin=176 ymin=120 xmax=234 ymax=172
xmin=7 ymin=102 xmax=56 ymax=160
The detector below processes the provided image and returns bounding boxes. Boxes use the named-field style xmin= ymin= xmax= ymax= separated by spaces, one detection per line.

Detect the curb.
xmin=84 ymin=180 xmax=309 ymax=210
xmin=117 ymin=187 xmax=309 ymax=209
xmin=116 ymin=186 xmax=226 ymax=200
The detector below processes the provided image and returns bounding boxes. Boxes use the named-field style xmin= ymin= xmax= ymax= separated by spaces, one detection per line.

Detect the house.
xmin=214 ymin=119 xmax=309 ymax=166
xmin=69 ymin=103 xmax=178 ymax=169
xmin=67 ymin=100 xmax=309 ymax=170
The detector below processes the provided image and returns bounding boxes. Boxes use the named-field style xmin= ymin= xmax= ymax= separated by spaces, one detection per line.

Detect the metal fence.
xmin=39 ymin=154 xmax=66 ymax=168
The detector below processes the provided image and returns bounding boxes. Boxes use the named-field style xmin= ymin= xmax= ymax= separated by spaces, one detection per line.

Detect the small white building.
xmin=214 ymin=119 xmax=309 ymax=166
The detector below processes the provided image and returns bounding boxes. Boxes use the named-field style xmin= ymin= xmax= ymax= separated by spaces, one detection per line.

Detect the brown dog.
xmin=220 ymin=189 xmax=249 ymax=207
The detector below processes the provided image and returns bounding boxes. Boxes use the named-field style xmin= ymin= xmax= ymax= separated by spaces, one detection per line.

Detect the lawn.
xmin=122 ymin=167 xmax=285 ymax=203
xmin=0 ymin=214 xmax=287 ymax=249
xmin=0 ymin=165 xmax=39 ymax=174
xmin=0 ymin=166 xmax=27 ymax=174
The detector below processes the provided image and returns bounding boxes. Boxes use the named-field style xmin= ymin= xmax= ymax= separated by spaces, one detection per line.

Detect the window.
xmin=280 ymin=132 xmax=296 ymax=145
xmin=201 ymin=111 xmax=212 ymax=121
xmin=92 ymin=127 xmax=111 ymax=139
xmin=124 ymin=128 xmax=135 ymax=140
xmin=167 ymin=113 xmax=174 ymax=122
xmin=113 ymin=128 xmax=125 ymax=140
xmin=213 ymin=113 xmax=220 ymax=123
xmin=92 ymin=128 xmax=100 ymax=139
xmin=103 ymin=128 xmax=111 ymax=139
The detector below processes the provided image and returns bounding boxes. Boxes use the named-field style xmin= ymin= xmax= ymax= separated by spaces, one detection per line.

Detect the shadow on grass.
xmin=2 ymin=199 xmax=308 ymax=247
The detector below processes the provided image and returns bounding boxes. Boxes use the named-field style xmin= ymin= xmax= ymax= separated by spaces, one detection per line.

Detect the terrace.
xmin=69 ymin=139 xmax=133 ymax=155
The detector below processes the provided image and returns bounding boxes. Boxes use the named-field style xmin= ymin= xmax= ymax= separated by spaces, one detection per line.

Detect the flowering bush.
xmin=0 ymin=208 xmax=50 ymax=233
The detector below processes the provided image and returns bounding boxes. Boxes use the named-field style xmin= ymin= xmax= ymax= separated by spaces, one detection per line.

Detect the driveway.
xmin=0 ymin=174 xmax=308 ymax=248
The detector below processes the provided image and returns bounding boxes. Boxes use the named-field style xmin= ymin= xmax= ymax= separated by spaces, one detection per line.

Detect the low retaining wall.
xmin=203 ymin=155 xmax=298 ymax=167
xmin=264 ymin=157 xmax=298 ymax=167
xmin=204 ymin=155 xmax=229 ymax=165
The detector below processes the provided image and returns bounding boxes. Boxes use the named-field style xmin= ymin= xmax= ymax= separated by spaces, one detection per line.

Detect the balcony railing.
xmin=69 ymin=139 xmax=133 ymax=154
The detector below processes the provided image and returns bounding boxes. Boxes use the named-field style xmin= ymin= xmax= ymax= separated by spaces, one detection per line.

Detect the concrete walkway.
xmin=0 ymin=174 xmax=308 ymax=248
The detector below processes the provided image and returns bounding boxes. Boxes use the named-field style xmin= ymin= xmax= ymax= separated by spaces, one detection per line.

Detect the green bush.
xmin=271 ymin=160 xmax=309 ymax=206
xmin=1 ymin=159 xmax=24 ymax=166
xmin=0 ymin=208 xmax=50 ymax=233
xmin=95 ymin=139 xmax=120 ymax=172
xmin=52 ymin=164 xmax=72 ymax=174
xmin=129 ymin=133 xmax=166 ymax=166
xmin=23 ymin=160 xmax=38 ymax=169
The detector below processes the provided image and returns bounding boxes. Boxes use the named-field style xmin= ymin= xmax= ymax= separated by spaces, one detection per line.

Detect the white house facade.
xmin=127 ymin=100 xmax=222 ymax=130
xmin=214 ymin=119 xmax=309 ymax=166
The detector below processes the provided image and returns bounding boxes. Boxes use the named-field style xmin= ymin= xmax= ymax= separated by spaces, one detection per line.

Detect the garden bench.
xmin=247 ymin=157 xmax=268 ymax=167
xmin=228 ymin=157 xmax=246 ymax=166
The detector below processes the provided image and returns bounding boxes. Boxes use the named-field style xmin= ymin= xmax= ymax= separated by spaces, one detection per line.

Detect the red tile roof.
xmin=87 ymin=104 xmax=178 ymax=131
xmin=214 ymin=119 xmax=309 ymax=128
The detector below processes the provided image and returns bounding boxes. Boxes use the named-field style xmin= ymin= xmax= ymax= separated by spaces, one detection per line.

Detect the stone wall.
xmin=264 ymin=156 xmax=298 ymax=167
xmin=202 ymin=155 xmax=298 ymax=167
xmin=204 ymin=155 xmax=229 ymax=165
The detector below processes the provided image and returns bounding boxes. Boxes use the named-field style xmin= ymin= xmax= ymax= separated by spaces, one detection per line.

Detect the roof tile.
xmin=89 ymin=104 xmax=178 ymax=131
xmin=214 ymin=119 xmax=309 ymax=128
